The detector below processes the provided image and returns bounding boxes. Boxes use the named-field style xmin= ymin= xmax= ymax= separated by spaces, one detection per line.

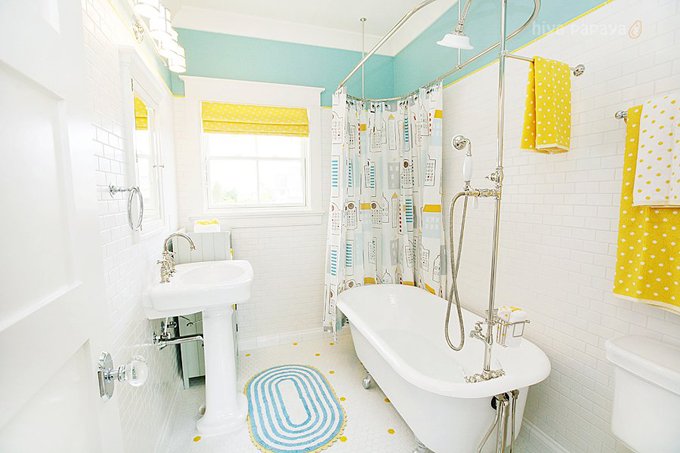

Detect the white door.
xmin=0 ymin=0 xmax=123 ymax=452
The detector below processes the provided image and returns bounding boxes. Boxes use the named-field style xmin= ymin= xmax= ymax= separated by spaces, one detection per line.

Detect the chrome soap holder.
xmin=495 ymin=317 xmax=530 ymax=348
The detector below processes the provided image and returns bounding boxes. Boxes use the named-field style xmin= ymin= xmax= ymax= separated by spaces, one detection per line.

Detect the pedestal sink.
xmin=144 ymin=260 xmax=253 ymax=436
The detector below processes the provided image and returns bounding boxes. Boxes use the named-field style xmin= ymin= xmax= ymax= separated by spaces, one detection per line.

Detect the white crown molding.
xmin=172 ymin=1 xmax=458 ymax=57
xmin=173 ymin=6 xmax=387 ymax=55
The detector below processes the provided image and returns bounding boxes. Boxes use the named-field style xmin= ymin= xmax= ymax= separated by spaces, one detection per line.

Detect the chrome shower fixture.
xmin=452 ymin=135 xmax=473 ymax=187
xmin=451 ymin=134 xmax=470 ymax=151
xmin=437 ymin=0 xmax=474 ymax=49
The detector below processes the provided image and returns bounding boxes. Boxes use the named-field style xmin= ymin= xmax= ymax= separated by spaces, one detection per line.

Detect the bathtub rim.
xmin=337 ymin=284 xmax=551 ymax=399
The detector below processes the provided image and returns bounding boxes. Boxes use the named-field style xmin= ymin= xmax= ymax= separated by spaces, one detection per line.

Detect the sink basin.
xmin=146 ymin=260 xmax=253 ymax=318
xmin=144 ymin=259 xmax=254 ymax=437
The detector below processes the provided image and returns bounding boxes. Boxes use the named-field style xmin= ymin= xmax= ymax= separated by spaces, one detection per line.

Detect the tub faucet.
xmin=158 ymin=233 xmax=196 ymax=282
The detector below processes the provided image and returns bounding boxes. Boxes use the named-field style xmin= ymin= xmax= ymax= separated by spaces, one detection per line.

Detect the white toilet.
xmin=605 ymin=336 xmax=680 ymax=453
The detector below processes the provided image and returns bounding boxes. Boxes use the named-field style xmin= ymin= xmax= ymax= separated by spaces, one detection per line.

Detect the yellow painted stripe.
xmin=360 ymin=203 xmax=372 ymax=210
xmin=423 ymin=204 xmax=442 ymax=213
xmin=402 ymin=281 xmax=415 ymax=286
xmin=359 ymin=123 xmax=367 ymax=131
xmin=364 ymin=277 xmax=376 ymax=285
xmin=434 ymin=109 xmax=443 ymax=118
xmin=425 ymin=283 xmax=436 ymax=294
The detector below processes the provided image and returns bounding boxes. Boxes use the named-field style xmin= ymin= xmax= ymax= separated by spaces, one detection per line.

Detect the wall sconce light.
xmin=132 ymin=0 xmax=186 ymax=73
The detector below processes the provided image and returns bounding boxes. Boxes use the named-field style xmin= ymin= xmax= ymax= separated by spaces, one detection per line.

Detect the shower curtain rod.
xmin=338 ymin=0 xmax=585 ymax=103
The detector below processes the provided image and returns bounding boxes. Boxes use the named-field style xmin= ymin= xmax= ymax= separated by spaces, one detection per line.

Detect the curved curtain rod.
xmin=336 ymin=0 xmax=438 ymax=91
xmin=339 ymin=0 xmax=544 ymax=103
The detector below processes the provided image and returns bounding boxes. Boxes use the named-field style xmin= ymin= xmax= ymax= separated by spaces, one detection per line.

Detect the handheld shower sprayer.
xmin=444 ymin=134 xmax=473 ymax=352
xmin=452 ymin=134 xmax=473 ymax=187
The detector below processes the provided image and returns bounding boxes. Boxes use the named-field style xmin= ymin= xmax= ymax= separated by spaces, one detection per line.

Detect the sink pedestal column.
xmin=196 ymin=306 xmax=247 ymax=435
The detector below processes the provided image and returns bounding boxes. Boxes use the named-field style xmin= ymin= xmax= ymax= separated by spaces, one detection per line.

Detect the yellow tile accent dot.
xmin=340 ymin=436 xmax=348 ymax=442
xmin=315 ymin=353 xmax=320 ymax=357
xmin=293 ymin=342 xmax=298 ymax=346
xmin=387 ymin=429 xmax=395 ymax=435
xmin=193 ymin=436 xmax=202 ymax=442
xmin=329 ymin=370 xmax=335 ymax=374
xmin=329 ymin=342 xmax=335 ymax=346
xmin=340 ymin=397 xmax=346 ymax=401
xmin=245 ymin=353 xmax=251 ymax=357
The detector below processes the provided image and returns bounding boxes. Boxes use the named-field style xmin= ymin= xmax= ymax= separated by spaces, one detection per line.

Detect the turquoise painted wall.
xmin=170 ymin=28 xmax=394 ymax=105
xmin=170 ymin=1 xmax=609 ymax=103
xmin=393 ymin=0 xmax=609 ymax=95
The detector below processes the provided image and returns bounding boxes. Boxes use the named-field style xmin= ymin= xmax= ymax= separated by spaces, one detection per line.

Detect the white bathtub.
xmin=337 ymin=284 xmax=550 ymax=453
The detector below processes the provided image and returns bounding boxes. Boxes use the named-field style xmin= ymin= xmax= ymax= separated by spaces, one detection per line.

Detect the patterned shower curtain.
xmin=322 ymin=83 xmax=446 ymax=334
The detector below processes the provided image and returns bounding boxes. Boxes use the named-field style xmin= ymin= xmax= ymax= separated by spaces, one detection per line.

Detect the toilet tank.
xmin=605 ymin=336 xmax=680 ymax=453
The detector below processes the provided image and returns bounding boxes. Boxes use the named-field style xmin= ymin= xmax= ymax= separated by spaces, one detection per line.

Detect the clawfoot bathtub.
xmin=337 ymin=284 xmax=550 ymax=453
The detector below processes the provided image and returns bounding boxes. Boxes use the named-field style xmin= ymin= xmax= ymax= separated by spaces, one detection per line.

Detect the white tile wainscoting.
xmin=82 ymin=0 xmax=182 ymax=451
xmin=441 ymin=0 xmax=680 ymax=451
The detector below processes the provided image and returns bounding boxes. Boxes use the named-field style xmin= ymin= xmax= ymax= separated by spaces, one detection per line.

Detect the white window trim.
xmin=181 ymin=76 xmax=325 ymax=227
xmin=119 ymin=47 xmax=168 ymax=239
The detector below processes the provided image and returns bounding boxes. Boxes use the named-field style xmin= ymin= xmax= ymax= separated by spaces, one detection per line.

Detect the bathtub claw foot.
xmin=361 ymin=373 xmax=372 ymax=389
xmin=414 ymin=439 xmax=431 ymax=453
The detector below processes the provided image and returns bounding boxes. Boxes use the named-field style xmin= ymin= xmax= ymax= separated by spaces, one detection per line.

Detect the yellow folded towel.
xmin=613 ymin=106 xmax=679 ymax=314
xmin=520 ymin=56 xmax=571 ymax=153
xmin=633 ymin=94 xmax=680 ymax=207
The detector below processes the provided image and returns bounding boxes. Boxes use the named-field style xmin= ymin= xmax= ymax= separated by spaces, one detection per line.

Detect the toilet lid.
xmin=606 ymin=336 xmax=680 ymax=395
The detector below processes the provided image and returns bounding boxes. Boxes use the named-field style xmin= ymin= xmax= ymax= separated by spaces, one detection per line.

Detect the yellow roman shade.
xmin=134 ymin=96 xmax=148 ymax=131
xmin=201 ymin=102 xmax=309 ymax=137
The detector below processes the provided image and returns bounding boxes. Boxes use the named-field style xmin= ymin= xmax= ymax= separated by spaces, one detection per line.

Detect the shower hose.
xmin=444 ymin=190 xmax=469 ymax=351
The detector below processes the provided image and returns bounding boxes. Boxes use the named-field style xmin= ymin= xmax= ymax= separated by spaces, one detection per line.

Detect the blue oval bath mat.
xmin=245 ymin=365 xmax=346 ymax=453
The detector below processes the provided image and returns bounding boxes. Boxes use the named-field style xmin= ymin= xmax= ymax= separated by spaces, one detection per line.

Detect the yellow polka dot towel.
xmin=520 ymin=56 xmax=571 ymax=153
xmin=633 ymin=94 xmax=680 ymax=207
xmin=613 ymin=106 xmax=679 ymax=314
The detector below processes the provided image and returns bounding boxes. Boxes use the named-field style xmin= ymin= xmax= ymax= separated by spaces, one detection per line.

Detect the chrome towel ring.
xmin=109 ymin=185 xmax=144 ymax=231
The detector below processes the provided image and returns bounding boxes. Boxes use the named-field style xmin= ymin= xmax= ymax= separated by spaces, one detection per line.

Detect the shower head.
xmin=437 ymin=0 xmax=474 ymax=50
xmin=437 ymin=32 xmax=473 ymax=50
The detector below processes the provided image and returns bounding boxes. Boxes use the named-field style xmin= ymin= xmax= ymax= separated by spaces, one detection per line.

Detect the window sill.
xmin=189 ymin=210 xmax=325 ymax=229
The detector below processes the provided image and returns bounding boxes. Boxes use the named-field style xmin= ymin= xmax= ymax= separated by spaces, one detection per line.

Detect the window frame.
xmin=119 ymin=47 xmax=168 ymax=239
xmin=132 ymin=92 xmax=164 ymax=224
xmin=202 ymin=132 xmax=310 ymax=210
xmin=181 ymin=77 xmax=325 ymax=226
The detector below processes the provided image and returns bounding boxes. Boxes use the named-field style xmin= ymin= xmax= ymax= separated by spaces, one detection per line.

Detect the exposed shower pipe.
xmin=340 ymin=0 xmax=554 ymax=103
xmin=453 ymin=0 xmax=474 ymax=35
xmin=360 ymin=17 xmax=366 ymax=98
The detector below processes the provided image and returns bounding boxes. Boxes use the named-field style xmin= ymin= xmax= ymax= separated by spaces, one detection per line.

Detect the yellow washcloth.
xmin=520 ymin=56 xmax=571 ymax=153
xmin=195 ymin=219 xmax=219 ymax=225
xmin=613 ymin=106 xmax=679 ymax=313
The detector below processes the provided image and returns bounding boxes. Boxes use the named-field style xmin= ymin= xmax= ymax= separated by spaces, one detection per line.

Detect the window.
xmin=132 ymin=95 xmax=163 ymax=224
xmin=204 ymin=133 xmax=308 ymax=208
xmin=200 ymin=101 xmax=310 ymax=210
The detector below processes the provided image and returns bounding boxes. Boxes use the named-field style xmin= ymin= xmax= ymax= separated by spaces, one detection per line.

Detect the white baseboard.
xmin=522 ymin=420 xmax=569 ymax=453
xmin=238 ymin=326 xmax=350 ymax=351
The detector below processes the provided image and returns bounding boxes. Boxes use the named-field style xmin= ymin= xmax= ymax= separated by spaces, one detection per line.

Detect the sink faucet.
xmin=158 ymin=233 xmax=196 ymax=283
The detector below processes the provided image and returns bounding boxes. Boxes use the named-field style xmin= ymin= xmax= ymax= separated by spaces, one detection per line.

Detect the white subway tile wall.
xmin=82 ymin=0 xmax=181 ymax=451
xmin=173 ymin=103 xmax=332 ymax=345
xmin=442 ymin=0 xmax=680 ymax=451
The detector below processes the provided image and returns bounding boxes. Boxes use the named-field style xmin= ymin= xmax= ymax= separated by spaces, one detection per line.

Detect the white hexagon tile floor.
xmin=161 ymin=332 xmax=417 ymax=453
